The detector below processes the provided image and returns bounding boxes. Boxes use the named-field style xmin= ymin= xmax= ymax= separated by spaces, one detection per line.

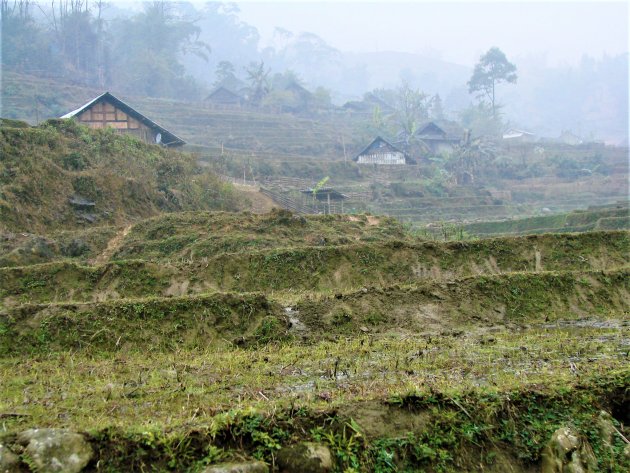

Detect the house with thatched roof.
xmin=61 ymin=92 xmax=185 ymax=147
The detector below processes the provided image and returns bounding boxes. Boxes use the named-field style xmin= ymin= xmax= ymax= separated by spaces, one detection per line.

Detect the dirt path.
xmin=92 ymin=225 xmax=133 ymax=265
xmin=233 ymin=184 xmax=277 ymax=214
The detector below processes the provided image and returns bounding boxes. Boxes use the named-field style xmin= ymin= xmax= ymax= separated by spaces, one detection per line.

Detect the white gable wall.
xmin=357 ymin=151 xmax=406 ymax=165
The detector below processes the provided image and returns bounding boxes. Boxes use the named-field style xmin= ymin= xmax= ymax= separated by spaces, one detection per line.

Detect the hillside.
xmin=1 ymin=73 xmax=629 ymax=473
xmin=1 ymin=71 xmax=366 ymax=158
xmin=0 ymin=118 xmax=245 ymax=233
xmin=1 ymin=204 xmax=628 ymax=471
xmin=3 ymin=71 xmax=628 ymax=232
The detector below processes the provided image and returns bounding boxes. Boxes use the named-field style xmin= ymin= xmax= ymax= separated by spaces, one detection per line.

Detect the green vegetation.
xmin=0 ymin=124 xmax=627 ymax=470
xmin=1 ymin=329 xmax=628 ymax=471
xmin=2 ymin=227 xmax=627 ymax=304
xmin=1 ymin=267 xmax=627 ymax=355
xmin=0 ymin=119 xmax=245 ymax=233
xmin=465 ymin=203 xmax=630 ymax=236
xmin=1 ymin=210 xmax=628 ymax=471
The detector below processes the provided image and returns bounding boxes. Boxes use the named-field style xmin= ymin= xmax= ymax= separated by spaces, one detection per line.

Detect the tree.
xmin=430 ymin=94 xmax=444 ymax=120
xmin=467 ymin=47 xmax=517 ymax=117
xmin=245 ymin=60 xmax=270 ymax=106
xmin=1 ymin=0 xmax=56 ymax=71
xmin=213 ymin=60 xmax=240 ymax=89
xmin=111 ymin=1 xmax=209 ymax=98
xmin=392 ymin=81 xmax=430 ymax=143
xmin=459 ymin=102 xmax=504 ymax=138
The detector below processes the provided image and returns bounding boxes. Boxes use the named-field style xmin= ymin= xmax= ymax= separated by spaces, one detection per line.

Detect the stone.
xmin=17 ymin=429 xmax=93 ymax=473
xmin=202 ymin=461 xmax=269 ymax=473
xmin=541 ymin=427 xmax=597 ymax=473
xmin=596 ymin=410 xmax=616 ymax=448
xmin=277 ymin=442 xmax=333 ymax=473
xmin=0 ymin=444 xmax=21 ymax=473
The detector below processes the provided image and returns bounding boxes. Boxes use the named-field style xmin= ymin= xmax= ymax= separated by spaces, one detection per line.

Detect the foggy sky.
xmin=235 ymin=1 xmax=628 ymax=66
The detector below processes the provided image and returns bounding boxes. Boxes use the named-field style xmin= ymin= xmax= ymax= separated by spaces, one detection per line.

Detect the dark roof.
xmin=341 ymin=100 xmax=370 ymax=112
xmin=213 ymin=76 xmax=247 ymax=94
xmin=354 ymin=136 xmax=408 ymax=161
xmin=417 ymin=120 xmax=464 ymax=141
xmin=285 ymin=82 xmax=313 ymax=98
xmin=342 ymin=93 xmax=394 ymax=113
xmin=300 ymin=187 xmax=347 ymax=201
xmin=205 ymin=86 xmax=244 ymax=102
xmin=364 ymin=92 xmax=394 ymax=111
xmin=60 ymin=92 xmax=185 ymax=146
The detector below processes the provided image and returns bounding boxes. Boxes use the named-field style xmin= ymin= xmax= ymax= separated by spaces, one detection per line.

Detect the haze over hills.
xmin=2 ymin=1 xmax=627 ymax=142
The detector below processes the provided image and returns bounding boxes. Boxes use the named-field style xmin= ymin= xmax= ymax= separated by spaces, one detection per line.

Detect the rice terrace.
xmin=0 ymin=1 xmax=628 ymax=472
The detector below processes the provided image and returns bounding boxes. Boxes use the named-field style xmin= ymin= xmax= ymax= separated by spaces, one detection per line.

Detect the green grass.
xmin=2 ymin=268 xmax=627 ymax=355
xmin=0 ymin=119 xmax=245 ymax=233
xmin=2 ymin=72 xmax=629 ymax=472
xmin=464 ymin=204 xmax=630 ymax=236
xmin=1 ymin=328 xmax=628 ymax=471
xmin=2 ymin=230 xmax=627 ymax=305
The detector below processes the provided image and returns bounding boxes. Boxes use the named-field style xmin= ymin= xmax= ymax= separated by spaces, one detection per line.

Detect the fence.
xmin=259 ymin=188 xmax=320 ymax=214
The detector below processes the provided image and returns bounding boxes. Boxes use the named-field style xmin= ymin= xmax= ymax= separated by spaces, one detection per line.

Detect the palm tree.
xmin=245 ymin=60 xmax=270 ymax=106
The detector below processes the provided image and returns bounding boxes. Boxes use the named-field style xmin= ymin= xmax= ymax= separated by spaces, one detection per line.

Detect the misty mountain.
xmin=1 ymin=1 xmax=627 ymax=143
xmin=503 ymin=54 xmax=628 ymax=144
xmin=341 ymin=51 xmax=469 ymax=100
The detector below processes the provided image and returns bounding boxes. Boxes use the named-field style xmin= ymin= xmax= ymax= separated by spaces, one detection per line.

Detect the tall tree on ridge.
xmin=468 ymin=47 xmax=517 ymax=118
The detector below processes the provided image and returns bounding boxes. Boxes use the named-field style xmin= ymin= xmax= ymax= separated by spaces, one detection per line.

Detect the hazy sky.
xmin=235 ymin=1 xmax=628 ymax=66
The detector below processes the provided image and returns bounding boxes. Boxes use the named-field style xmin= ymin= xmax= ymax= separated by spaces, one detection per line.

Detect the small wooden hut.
xmin=60 ymin=92 xmax=185 ymax=147
xmin=300 ymin=187 xmax=347 ymax=214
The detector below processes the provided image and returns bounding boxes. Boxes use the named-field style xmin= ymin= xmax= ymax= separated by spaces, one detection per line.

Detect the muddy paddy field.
xmin=1 ymin=212 xmax=628 ymax=472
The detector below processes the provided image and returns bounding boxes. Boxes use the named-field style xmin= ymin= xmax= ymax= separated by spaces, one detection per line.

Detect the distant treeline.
xmin=1 ymin=1 xmax=628 ymax=142
xmin=1 ymin=0 xmax=210 ymax=99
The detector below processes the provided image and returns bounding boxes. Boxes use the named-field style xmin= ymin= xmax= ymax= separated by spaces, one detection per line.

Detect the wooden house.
xmin=558 ymin=130 xmax=583 ymax=145
xmin=61 ymin=92 xmax=185 ymax=147
xmin=416 ymin=121 xmax=464 ymax=154
xmin=354 ymin=136 xmax=411 ymax=165
xmin=342 ymin=93 xmax=394 ymax=114
xmin=283 ymin=82 xmax=313 ymax=113
xmin=205 ymin=86 xmax=245 ymax=107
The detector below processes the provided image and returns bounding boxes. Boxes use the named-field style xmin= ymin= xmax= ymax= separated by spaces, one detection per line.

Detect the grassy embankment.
xmin=0 ymin=118 xmax=245 ymax=234
xmin=1 ymin=72 xmax=629 ymax=472
xmin=1 ymin=209 xmax=628 ymax=471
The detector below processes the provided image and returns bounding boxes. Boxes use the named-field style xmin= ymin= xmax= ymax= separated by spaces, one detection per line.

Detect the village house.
xmin=415 ymin=120 xmax=464 ymax=154
xmin=558 ymin=130 xmax=583 ymax=145
xmin=61 ymin=92 xmax=185 ymax=147
xmin=342 ymin=92 xmax=394 ymax=114
xmin=354 ymin=136 xmax=412 ymax=165
xmin=283 ymin=81 xmax=314 ymax=113
xmin=205 ymin=86 xmax=245 ymax=107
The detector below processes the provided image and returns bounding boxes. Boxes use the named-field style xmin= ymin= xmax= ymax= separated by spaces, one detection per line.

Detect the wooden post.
xmin=327 ymin=192 xmax=331 ymax=215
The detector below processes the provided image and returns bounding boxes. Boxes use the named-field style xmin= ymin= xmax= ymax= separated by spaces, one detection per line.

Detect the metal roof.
xmin=60 ymin=92 xmax=185 ymax=146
